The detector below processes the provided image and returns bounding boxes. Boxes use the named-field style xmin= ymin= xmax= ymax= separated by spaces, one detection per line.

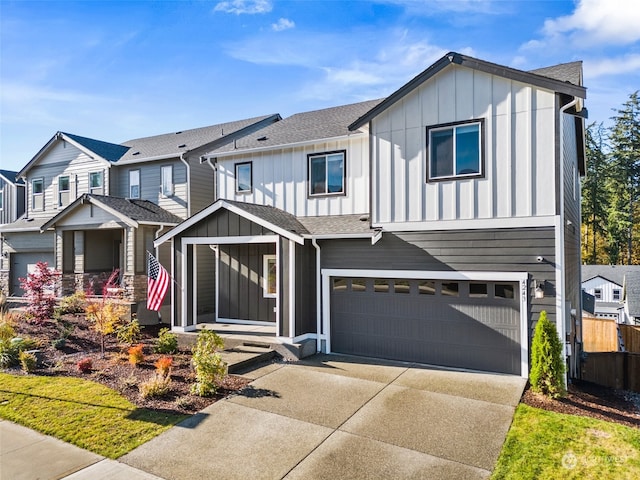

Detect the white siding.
xmin=24 ymin=141 xmax=111 ymax=219
xmin=215 ymin=135 xmax=369 ymax=217
xmin=371 ymin=65 xmax=557 ymax=227
xmin=582 ymin=277 xmax=623 ymax=303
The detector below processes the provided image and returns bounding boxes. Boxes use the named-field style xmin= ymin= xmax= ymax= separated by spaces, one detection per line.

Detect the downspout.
xmin=558 ymin=96 xmax=578 ymax=384
xmin=312 ymin=237 xmax=322 ymax=353
xmin=179 ymin=153 xmax=191 ymax=217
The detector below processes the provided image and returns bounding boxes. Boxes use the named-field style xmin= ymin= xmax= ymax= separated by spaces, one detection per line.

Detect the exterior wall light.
xmin=534 ymin=281 xmax=545 ymax=299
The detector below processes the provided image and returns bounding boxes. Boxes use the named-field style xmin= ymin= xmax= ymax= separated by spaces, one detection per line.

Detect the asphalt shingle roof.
xmin=62 ymin=132 xmax=130 ymax=162
xmin=0 ymin=169 xmax=23 ymax=185
xmin=89 ymin=194 xmax=183 ymax=224
xmin=297 ymin=214 xmax=374 ymax=235
xmin=209 ymin=99 xmax=384 ymax=155
xmin=582 ymin=265 xmax=640 ymax=287
xmin=224 ymin=200 xmax=310 ymax=235
xmin=119 ymin=115 xmax=277 ymax=162
xmin=0 ymin=216 xmax=50 ymax=233
xmin=624 ymin=271 xmax=640 ymax=317
xmin=529 ymin=61 xmax=583 ymax=86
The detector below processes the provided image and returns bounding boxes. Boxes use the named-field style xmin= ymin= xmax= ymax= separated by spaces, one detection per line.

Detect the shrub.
xmin=77 ymin=357 xmax=93 ymax=373
xmin=51 ymin=338 xmax=66 ymax=350
xmin=530 ymin=310 xmax=566 ymax=398
xmin=19 ymin=350 xmax=37 ymax=373
xmin=190 ymin=329 xmax=226 ymax=397
xmin=175 ymin=396 xmax=194 ymax=410
xmin=128 ymin=344 xmax=145 ymax=366
xmin=155 ymin=356 xmax=173 ymax=377
xmin=119 ymin=373 xmax=138 ymax=390
xmin=86 ymin=270 xmax=127 ymax=357
xmin=0 ymin=315 xmax=39 ymax=368
xmin=140 ymin=374 xmax=172 ymax=398
xmin=116 ymin=317 xmax=142 ymax=345
xmin=58 ymin=291 xmax=87 ymax=314
xmin=19 ymin=261 xmax=58 ymax=323
xmin=155 ymin=328 xmax=178 ymax=354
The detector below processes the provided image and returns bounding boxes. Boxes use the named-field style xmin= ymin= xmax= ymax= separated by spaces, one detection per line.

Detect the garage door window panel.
xmin=351 ymin=278 xmax=367 ymax=292
xmin=419 ymin=280 xmax=436 ymax=295
xmin=495 ymin=283 xmax=515 ymax=299
xmin=394 ymin=280 xmax=411 ymax=294
xmin=470 ymin=282 xmax=488 ymax=298
xmin=374 ymin=279 xmax=389 ymax=293
xmin=441 ymin=282 xmax=459 ymax=297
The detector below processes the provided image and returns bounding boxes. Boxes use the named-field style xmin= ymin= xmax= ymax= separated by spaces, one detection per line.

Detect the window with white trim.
xmin=129 ymin=169 xmax=140 ymax=199
xmin=263 ymin=255 xmax=276 ymax=298
xmin=32 ymin=178 xmax=44 ymax=210
xmin=594 ymin=288 xmax=602 ymax=300
xmin=427 ymin=119 xmax=484 ymax=181
xmin=89 ymin=171 xmax=103 ymax=195
xmin=161 ymin=165 xmax=173 ymax=197
xmin=235 ymin=162 xmax=252 ymax=193
xmin=308 ymin=150 xmax=345 ymax=196
xmin=613 ymin=289 xmax=621 ymax=301
xmin=58 ymin=175 xmax=70 ymax=207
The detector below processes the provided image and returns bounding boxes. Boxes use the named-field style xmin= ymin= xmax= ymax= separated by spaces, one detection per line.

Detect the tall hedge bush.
xmin=530 ymin=310 xmax=566 ymax=398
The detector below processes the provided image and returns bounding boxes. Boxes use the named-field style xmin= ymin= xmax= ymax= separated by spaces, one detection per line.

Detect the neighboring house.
xmin=0 ymin=114 xmax=279 ymax=322
xmin=156 ymin=52 xmax=587 ymax=380
xmin=0 ymin=169 xmax=26 ymax=226
xmin=581 ymin=265 xmax=640 ymax=323
xmin=623 ymin=271 xmax=640 ymax=325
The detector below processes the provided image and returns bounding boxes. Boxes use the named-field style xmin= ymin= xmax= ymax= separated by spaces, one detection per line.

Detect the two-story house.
xmin=582 ymin=264 xmax=640 ymax=323
xmin=0 ymin=115 xmax=279 ymax=322
xmin=156 ymin=52 xmax=587 ymax=379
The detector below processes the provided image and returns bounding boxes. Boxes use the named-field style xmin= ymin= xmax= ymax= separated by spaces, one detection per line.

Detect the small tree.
xmin=191 ymin=329 xmax=226 ymax=397
xmin=85 ymin=270 xmax=127 ymax=357
xmin=530 ymin=311 xmax=566 ymax=398
xmin=19 ymin=262 xmax=58 ymax=323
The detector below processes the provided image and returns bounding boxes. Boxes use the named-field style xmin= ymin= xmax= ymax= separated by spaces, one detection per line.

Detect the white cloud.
xmin=543 ymin=0 xmax=640 ymax=46
xmin=272 ymin=18 xmax=295 ymax=32
xmin=585 ymin=54 xmax=640 ymax=78
xmin=374 ymin=0 xmax=508 ymax=15
xmin=213 ymin=0 xmax=272 ymax=15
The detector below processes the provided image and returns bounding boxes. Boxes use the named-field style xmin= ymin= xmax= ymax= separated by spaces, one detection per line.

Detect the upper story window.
xmin=58 ymin=175 xmax=70 ymax=207
xmin=129 ymin=169 xmax=140 ymax=199
xmin=308 ymin=150 xmax=345 ymax=196
xmin=161 ymin=165 xmax=173 ymax=197
xmin=89 ymin=171 xmax=103 ymax=195
xmin=613 ymin=289 xmax=621 ymax=301
xmin=235 ymin=162 xmax=252 ymax=194
xmin=32 ymin=178 xmax=44 ymax=211
xmin=427 ymin=119 xmax=484 ymax=181
xmin=594 ymin=288 xmax=602 ymax=300
xmin=0 ymin=189 xmax=3 ymax=210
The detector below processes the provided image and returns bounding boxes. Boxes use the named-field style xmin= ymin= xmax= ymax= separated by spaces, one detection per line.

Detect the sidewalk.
xmin=0 ymin=420 xmax=163 ymax=480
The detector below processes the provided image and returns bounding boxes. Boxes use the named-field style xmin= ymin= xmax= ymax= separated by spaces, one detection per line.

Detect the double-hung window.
xmin=427 ymin=119 xmax=483 ymax=181
xmin=89 ymin=171 xmax=103 ymax=195
xmin=308 ymin=151 xmax=345 ymax=196
xmin=613 ymin=289 xmax=621 ymax=301
xmin=129 ymin=170 xmax=140 ymax=199
xmin=32 ymin=178 xmax=44 ymax=210
xmin=235 ymin=162 xmax=252 ymax=194
xmin=161 ymin=165 xmax=173 ymax=197
xmin=58 ymin=175 xmax=70 ymax=207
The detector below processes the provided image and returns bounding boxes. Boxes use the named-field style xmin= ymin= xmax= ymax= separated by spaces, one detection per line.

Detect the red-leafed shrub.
xmin=128 ymin=344 xmax=144 ymax=366
xmin=155 ymin=356 xmax=173 ymax=377
xmin=77 ymin=357 xmax=93 ymax=373
xmin=19 ymin=262 xmax=58 ymax=323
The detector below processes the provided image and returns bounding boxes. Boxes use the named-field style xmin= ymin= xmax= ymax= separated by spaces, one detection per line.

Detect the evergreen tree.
xmin=530 ymin=311 xmax=566 ymax=398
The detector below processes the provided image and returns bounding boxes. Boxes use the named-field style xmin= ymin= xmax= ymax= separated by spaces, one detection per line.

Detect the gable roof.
xmin=18 ymin=132 xmax=128 ymax=178
xmin=118 ymin=114 xmax=280 ymax=163
xmin=624 ymin=271 xmax=640 ymax=317
xmin=349 ymin=52 xmax=587 ymax=131
xmin=0 ymin=169 xmax=24 ymax=185
xmin=206 ymin=100 xmax=383 ymax=158
xmin=529 ymin=61 xmax=583 ymax=86
xmin=41 ymin=194 xmax=182 ymax=231
xmin=582 ymin=265 xmax=640 ymax=287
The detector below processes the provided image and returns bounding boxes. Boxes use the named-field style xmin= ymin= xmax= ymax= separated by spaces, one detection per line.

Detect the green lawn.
xmin=492 ymin=403 xmax=640 ymax=479
xmin=0 ymin=373 xmax=187 ymax=458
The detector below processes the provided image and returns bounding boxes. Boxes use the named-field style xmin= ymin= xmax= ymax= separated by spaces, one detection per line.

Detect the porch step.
xmin=221 ymin=345 xmax=277 ymax=375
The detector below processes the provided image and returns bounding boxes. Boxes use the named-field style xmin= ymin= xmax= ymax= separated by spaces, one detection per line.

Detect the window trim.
xmin=235 ymin=161 xmax=253 ymax=194
xmin=594 ymin=288 xmax=602 ymax=300
xmin=161 ymin=165 xmax=174 ymax=197
xmin=307 ymin=150 xmax=346 ymax=197
xmin=89 ymin=171 xmax=103 ymax=194
xmin=263 ymin=254 xmax=277 ymax=298
xmin=426 ymin=118 xmax=485 ymax=182
xmin=0 ymin=188 xmax=3 ymax=211
xmin=32 ymin=177 xmax=44 ymax=210
xmin=129 ymin=169 xmax=141 ymax=199
xmin=58 ymin=175 xmax=70 ymax=207
xmin=613 ymin=289 xmax=621 ymax=301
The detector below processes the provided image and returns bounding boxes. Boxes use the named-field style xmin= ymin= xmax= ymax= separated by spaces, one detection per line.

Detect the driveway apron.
xmin=121 ymin=355 xmax=526 ymax=480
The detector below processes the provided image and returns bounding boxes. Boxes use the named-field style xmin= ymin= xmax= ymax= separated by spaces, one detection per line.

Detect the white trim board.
xmin=321 ymin=268 xmax=529 ymax=379
xmin=374 ymin=215 xmax=557 ymax=232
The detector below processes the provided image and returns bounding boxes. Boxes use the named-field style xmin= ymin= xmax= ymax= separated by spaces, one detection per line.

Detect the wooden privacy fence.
xmin=581 ymin=352 xmax=640 ymax=393
xmin=620 ymin=325 xmax=640 ymax=353
xmin=582 ymin=317 xmax=618 ymax=352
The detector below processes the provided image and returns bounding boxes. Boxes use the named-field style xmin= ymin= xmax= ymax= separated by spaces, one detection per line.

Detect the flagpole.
xmin=146 ymin=250 xmax=181 ymax=288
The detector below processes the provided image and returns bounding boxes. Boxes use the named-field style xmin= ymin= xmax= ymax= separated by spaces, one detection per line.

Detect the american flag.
xmin=147 ymin=252 xmax=169 ymax=311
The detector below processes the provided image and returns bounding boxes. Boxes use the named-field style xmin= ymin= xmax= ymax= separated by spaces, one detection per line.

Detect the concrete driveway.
xmin=122 ymin=355 xmax=526 ymax=480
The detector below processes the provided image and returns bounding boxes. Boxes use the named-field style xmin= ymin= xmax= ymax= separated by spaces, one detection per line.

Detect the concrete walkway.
xmin=1 ymin=355 xmax=526 ymax=479
xmin=122 ymin=355 xmax=526 ymax=479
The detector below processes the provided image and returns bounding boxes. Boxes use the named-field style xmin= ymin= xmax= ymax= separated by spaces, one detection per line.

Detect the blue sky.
xmin=1 ymin=0 xmax=639 ymax=172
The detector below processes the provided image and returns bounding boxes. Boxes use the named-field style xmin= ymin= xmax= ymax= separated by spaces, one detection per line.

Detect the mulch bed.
xmin=521 ymin=381 xmax=640 ymax=429
xmin=6 ymin=313 xmax=250 ymax=414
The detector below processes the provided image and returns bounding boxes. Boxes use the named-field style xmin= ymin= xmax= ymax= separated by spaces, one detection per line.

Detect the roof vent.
xmin=132 ymin=151 xmax=140 ymax=155
xmin=359 ymin=215 xmax=369 ymax=222
xmin=257 ymin=136 xmax=267 ymax=141
xmin=178 ymin=144 xmax=186 ymax=148
xmin=175 ymin=131 xmax=182 ymax=135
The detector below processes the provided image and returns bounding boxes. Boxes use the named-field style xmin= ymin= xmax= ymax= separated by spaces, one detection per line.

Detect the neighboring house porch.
xmin=41 ymin=194 xmax=181 ymax=322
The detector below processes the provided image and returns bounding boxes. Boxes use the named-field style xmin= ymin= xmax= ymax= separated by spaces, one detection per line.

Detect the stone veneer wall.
xmin=58 ymin=272 xmax=147 ymax=303
xmin=0 ymin=271 xmax=9 ymax=296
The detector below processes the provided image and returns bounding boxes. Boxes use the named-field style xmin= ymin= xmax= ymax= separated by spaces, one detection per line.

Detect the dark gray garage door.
xmin=10 ymin=252 xmax=55 ymax=296
xmin=330 ymin=277 xmax=521 ymax=375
